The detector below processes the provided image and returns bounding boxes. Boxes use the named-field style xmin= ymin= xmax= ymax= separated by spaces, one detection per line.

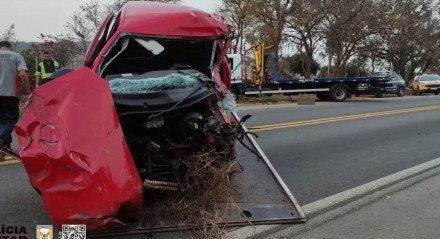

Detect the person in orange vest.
xmin=35 ymin=51 xmax=60 ymax=87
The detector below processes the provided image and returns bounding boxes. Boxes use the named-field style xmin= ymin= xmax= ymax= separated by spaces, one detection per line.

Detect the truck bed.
xmin=270 ymin=76 xmax=387 ymax=85
xmin=267 ymin=54 xmax=388 ymax=86
xmin=87 ymin=113 xmax=306 ymax=238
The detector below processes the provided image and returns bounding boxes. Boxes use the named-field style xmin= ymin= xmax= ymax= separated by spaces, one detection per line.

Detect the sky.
xmin=0 ymin=0 xmax=222 ymax=42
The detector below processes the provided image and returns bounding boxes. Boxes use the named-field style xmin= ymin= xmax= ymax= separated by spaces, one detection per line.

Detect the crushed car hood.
xmin=15 ymin=67 xmax=143 ymax=230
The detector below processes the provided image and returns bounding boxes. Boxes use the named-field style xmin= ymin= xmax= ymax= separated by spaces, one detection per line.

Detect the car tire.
xmin=435 ymin=91 xmax=439 ymax=95
xmin=397 ymin=89 xmax=404 ymax=97
xmin=330 ymin=86 xmax=348 ymax=102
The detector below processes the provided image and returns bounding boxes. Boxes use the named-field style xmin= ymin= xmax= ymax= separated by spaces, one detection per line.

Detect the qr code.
xmin=61 ymin=225 xmax=86 ymax=239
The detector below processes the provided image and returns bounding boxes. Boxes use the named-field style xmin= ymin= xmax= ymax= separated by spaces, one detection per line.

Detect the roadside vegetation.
xmin=221 ymin=0 xmax=440 ymax=85
xmin=0 ymin=0 xmax=181 ymax=75
xmin=2 ymin=0 xmax=439 ymax=85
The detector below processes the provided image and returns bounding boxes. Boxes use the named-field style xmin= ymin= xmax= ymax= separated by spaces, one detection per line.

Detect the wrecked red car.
xmin=16 ymin=2 xmax=234 ymax=231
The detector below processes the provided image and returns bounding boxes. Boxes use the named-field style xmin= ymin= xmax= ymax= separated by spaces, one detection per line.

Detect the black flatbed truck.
xmin=229 ymin=45 xmax=392 ymax=102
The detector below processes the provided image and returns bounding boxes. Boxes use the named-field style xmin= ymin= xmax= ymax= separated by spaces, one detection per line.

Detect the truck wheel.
xmin=316 ymin=92 xmax=330 ymax=101
xmin=397 ymin=89 xmax=404 ymax=97
xmin=330 ymin=86 xmax=348 ymax=102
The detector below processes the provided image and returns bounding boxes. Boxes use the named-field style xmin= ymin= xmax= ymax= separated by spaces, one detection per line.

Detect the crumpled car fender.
xmin=16 ymin=67 xmax=143 ymax=230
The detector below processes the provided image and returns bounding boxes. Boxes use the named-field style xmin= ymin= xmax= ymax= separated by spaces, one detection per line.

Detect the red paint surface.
xmin=118 ymin=2 xmax=228 ymax=38
xmin=16 ymin=67 xmax=143 ymax=230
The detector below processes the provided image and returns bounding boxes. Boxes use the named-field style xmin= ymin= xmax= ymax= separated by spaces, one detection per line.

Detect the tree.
xmin=285 ymin=0 xmax=326 ymax=78
xmin=375 ymin=0 xmax=438 ymax=83
xmin=32 ymin=34 xmax=81 ymax=68
xmin=66 ymin=0 xmax=182 ymax=56
xmin=48 ymin=36 xmax=82 ymax=68
xmin=251 ymin=0 xmax=292 ymax=56
xmin=360 ymin=36 xmax=383 ymax=73
xmin=405 ymin=18 xmax=440 ymax=83
xmin=1 ymin=24 xmax=18 ymax=49
xmin=108 ymin=0 xmax=181 ymax=12
xmin=220 ymin=0 xmax=254 ymax=55
xmin=345 ymin=59 xmax=369 ymax=77
xmin=66 ymin=0 xmax=104 ymax=55
xmin=324 ymin=0 xmax=379 ymax=77
xmin=289 ymin=53 xmax=320 ymax=76
xmin=20 ymin=49 xmax=37 ymax=75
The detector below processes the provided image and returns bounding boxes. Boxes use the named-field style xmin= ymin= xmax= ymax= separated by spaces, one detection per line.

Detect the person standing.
xmin=0 ymin=41 xmax=30 ymax=161
xmin=35 ymin=51 xmax=60 ymax=87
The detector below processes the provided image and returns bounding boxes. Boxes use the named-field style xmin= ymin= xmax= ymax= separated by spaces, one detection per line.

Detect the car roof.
xmin=118 ymin=2 xmax=228 ymax=38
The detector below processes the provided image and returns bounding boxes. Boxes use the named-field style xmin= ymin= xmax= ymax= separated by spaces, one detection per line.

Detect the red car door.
xmin=16 ymin=67 xmax=143 ymax=230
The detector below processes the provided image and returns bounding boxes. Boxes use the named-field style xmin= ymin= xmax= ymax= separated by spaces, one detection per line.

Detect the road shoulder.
xmin=293 ymin=166 xmax=440 ymax=239
xmin=227 ymin=157 xmax=440 ymax=238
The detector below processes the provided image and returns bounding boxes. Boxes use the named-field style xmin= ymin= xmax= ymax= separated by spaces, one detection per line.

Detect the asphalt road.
xmin=0 ymin=163 xmax=52 ymax=238
xmin=239 ymin=95 xmax=440 ymax=204
xmin=2 ymin=95 xmax=440 ymax=236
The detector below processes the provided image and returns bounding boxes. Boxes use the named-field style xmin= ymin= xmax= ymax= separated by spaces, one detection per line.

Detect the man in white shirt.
xmin=0 ymin=41 xmax=30 ymax=161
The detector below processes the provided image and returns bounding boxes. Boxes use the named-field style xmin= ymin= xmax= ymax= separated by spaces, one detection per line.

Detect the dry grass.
xmin=165 ymin=150 xmax=241 ymax=239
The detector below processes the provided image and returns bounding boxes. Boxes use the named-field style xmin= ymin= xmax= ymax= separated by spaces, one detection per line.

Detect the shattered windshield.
xmin=109 ymin=71 xmax=198 ymax=94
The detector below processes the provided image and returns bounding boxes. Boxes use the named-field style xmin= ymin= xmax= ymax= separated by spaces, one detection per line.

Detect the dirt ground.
xmin=236 ymin=90 xmax=419 ymax=107
xmin=236 ymin=94 xmax=308 ymax=106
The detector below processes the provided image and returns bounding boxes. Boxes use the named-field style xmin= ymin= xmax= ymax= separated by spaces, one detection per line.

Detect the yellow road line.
xmin=249 ymin=105 xmax=440 ymax=132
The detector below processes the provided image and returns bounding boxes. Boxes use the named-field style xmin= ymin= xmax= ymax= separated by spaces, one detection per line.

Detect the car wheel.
xmin=330 ymin=86 xmax=348 ymax=102
xmin=397 ymin=89 xmax=404 ymax=97
xmin=376 ymin=91 xmax=383 ymax=98
xmin=435 ymin=91 xmax=439 ymax=95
